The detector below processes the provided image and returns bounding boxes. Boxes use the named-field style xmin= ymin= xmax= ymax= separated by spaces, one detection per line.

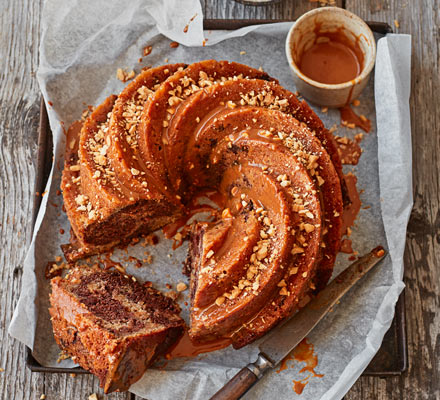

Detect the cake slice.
xmin=49 ymin=266 xmax=184 ymax=393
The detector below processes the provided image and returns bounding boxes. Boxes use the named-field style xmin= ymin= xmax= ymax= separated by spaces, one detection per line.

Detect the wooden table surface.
xmin=0 ymin=0 xmax=438 ymax=399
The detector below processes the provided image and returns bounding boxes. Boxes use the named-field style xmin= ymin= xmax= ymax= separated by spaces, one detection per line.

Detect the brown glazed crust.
xmin=108 ymin=64 xmax=186 ymax=204
xmin=49 ymin=267 xmax=184 ymax=393
xmin=61 ymin=68 xmax=187 ymax=261
xmin=59 ymin=60 xmax=345 ymax=357
xmin=138 ymin=60 xmax=276 ymax=196
xmin=184 ymin=106 xmax=342 ymax=289
xmin=190 ymin=165 xmax=298 ymax=340
xmin=188 ymin=139 xmax=322 ymax=345
xmin=165 ymin=78 xmax=343 ymax=199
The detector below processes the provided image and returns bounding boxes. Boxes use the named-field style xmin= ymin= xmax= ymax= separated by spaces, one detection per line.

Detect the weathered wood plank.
xmin=0 ymin=0 xmax=132 ymax=399
xmin=201 ymin=0 xmax=343 ymax=20
xmin=0 ymin=0 xmax=44 ymax=398
xmin=344 ymin=0 xmax=440 ymax=399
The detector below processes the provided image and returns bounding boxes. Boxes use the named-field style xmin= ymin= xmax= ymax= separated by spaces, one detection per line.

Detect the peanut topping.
xmin=176 ymin=282 xmax=188 ymax=292
xmin=215 ymin=296 xmax=225 ymax=306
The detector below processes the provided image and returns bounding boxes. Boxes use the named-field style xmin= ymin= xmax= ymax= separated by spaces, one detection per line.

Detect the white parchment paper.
xmin=9 ymin=1 xmax=412 ymax=399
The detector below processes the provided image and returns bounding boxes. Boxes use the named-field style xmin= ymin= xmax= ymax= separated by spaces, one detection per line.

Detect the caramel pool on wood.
xmin=298 ymin=31 xmax=364 ymax=85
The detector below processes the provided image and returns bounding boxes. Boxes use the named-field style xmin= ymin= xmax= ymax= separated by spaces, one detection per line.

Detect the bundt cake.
xmin=62 ymin=61 xmax=274 ymax=262
xmin=49 ymin=266 xmax=184 ymax=393
xmin=59 ymin=60 xmax=344 ymax=352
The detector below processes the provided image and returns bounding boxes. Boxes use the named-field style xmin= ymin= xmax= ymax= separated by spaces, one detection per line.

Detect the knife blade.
xmin=210 ymin=246 xmax=386 ymax=400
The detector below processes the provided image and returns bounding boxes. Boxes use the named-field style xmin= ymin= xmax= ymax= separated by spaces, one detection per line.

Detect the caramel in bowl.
xmin=285 ymin=7 xmax=376 ymax=108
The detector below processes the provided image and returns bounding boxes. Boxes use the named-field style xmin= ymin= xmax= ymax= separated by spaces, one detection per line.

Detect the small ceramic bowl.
xmin=285 ymin=7 xmax=376 ymax=108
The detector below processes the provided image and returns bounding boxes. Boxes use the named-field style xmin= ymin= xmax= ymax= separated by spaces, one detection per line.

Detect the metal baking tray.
xmin=26 ymin=19 xmax=407 ymax=378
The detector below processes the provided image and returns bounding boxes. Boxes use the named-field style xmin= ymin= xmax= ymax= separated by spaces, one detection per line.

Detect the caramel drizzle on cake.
xmin=59 ymin=60 xmax=345 ymax=352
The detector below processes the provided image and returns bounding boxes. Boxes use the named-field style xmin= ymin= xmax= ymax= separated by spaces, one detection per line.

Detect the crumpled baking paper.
xmin=9 ymin=1 xmax=412 ymax=399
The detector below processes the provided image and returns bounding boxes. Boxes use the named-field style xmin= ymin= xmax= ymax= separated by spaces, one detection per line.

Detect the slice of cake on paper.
xmin=49 ymin=266 xmax=184 ymax=393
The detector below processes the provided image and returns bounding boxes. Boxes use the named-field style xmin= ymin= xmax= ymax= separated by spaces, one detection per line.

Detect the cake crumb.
xmin=176 ymin=282 xmax=187 ymax=292
xmin=394 ymin=19 xmax=400 ymax=28
xmin=240 ymin=51 xmax=246 ymax=55
xmin=0 ymin=367 xmax=4 ymax=372
xmin=143 ymin=45 xmax=152 ymax=56
xmin=40 ymin=395 xmax=46 ymax=400
xmin=116 ymin=68 xmax=135 ymax=82
xmin=57 ymin=351 xmax=70 ymax=363
xmin=88 ymin=394 xmax=99 ymax=400
xmin=166 ymin=290 xmax=179 ymax=301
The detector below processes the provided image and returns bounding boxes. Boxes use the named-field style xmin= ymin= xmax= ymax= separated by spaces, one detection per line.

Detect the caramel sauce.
xmin=298 ymin=29 xmax=364 ymax=85
xmin=293 ymin=339 xmax=323 ymax=377
xmin=276 ymin=338 xmax=323 ymax=394
xmin=339 ymin=105 xmax=372 ymax=132
xmin=162 ymin=189 xmax=224 ymax=247
xmin=165 ymin=329 xmax=231 ymax=359
xmin=340 ymin=238 xmax=354 ymax=254
xmin=162 ymin=205 xmax=215 ymax=239
xmin=277 ymin=353 xmax=294 ymax=373
xmin=102 ymin=254 xmax=124 ymax=271
xmin=336 ymin=135 xmax=363 ymax=165
xmin=293 ymin=378 xmax=308 ymax=394
xmin=127 ymin=256 xmax=143 ymax=269
xmin=342 ymin=172 xmax=361 ymax=234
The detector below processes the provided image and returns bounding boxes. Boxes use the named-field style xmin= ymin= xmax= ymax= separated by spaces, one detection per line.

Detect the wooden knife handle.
xmin=210 ymin=367 xmax=258 ymax=400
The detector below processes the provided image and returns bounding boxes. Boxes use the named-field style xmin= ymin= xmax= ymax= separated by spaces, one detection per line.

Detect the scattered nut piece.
xmin=304 ymin=223 xmax=315 ymax=233
xmin=291 ymin=246 xmax=304 ymax=255
xmin=116 ymin=68 xmax=135 ymax=82
xmin=143 ymin=45 xmax=153 ymax=56
xmin=206 ymin=250 xmax=214 ymax=259
xmin=215 ymin=296 xmax=225 ymax=306
xmin=290 ymin=267 xmax=299 ymax=275
xmin=222 ymin=208 xmax=232 ymax=219
xmin=279 ymin=287 xmax=288 ymax=296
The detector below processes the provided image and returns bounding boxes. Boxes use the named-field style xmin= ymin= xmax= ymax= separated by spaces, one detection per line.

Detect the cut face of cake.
xmin=49 ymin=266 xmax=184 ymax=393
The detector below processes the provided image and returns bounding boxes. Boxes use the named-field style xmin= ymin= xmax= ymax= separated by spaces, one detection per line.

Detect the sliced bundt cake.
xmin=59 ymin=60 xmax=345 ymax=354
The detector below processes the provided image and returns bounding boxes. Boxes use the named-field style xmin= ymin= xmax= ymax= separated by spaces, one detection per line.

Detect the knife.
xmin=210 ymin=246 xmax=386 ymax=400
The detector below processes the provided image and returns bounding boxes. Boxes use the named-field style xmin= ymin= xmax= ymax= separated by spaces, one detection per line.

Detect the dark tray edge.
xmin=203 ymin=19 xmax=392 ymax=34
xmin=26 ymin=19 xmax=406 ymax=377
